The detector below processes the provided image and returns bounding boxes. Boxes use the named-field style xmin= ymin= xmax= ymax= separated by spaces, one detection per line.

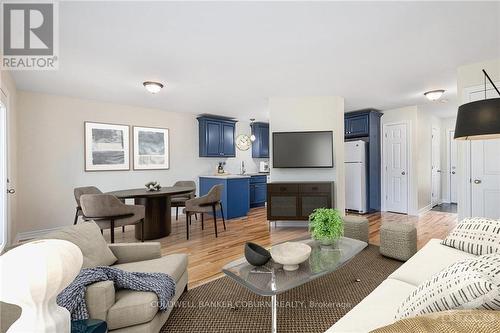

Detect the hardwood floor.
xmin=108 ymin=207 xmax=457 ymax=288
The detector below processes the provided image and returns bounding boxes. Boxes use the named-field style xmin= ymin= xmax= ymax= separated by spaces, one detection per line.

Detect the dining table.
xmin=107 ymin=186 xmax=195 ymax=240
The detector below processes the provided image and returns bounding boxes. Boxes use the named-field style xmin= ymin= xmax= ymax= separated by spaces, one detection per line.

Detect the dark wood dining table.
xmin=107 ymin=186 xmax=195 ymax=240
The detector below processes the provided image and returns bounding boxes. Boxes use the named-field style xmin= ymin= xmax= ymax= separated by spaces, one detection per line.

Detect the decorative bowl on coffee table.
xmin=270 ymin=242 xmax=312 ymax=271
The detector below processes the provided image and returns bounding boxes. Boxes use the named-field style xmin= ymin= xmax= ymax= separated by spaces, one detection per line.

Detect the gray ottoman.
xmin=343 ymin=215 xmax=369 ymax=243
xmin=380 ymin=222 xmax=417 ymax=261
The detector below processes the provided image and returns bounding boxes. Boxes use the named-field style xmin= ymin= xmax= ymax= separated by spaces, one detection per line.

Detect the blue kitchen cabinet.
xmin=199 ymin=176 xmax=250 ymax=219
xmin=345 ymin=114 xmax=369 ymax=138
xmin=251 ymin=122 xmax=269 ymax=158
xmin=198 ymin=116 xmax=236 ymax=157
xmin=250 ymin=175 xmax=267 ymax=207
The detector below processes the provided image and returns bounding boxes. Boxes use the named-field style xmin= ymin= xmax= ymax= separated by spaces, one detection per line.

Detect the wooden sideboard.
xmin=267 ymin=181 xmax=334 ymax=221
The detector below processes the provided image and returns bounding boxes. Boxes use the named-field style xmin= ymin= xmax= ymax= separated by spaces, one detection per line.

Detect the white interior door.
xmin=0 ymin=96 xmax=7 ymax=251
xmin=384 ymin=123 xmax=408 ymax=214
xmin=471 ymin=139 xmax=500 ymax=218
xmin=449 ymin=130 xmax=458 ymax=203
xmin=468 ymin=88 xmax=500 ymax=219
xmin=431 ymin=127 xmax=441 ymax=206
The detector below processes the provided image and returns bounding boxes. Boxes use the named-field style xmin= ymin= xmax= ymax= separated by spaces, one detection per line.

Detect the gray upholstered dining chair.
xmin=80 ymin=194 xmax=145 ymax=243
xmin=73 ymin=186 xmax=102 ymax=224
xmin=170 ymin=180 xmax=197 ymax=221
xmin=184 ymin=185 xmax=226 ymax=240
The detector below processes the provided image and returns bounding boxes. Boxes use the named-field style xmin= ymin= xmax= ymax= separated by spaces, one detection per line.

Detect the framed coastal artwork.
xmin=84 ymin=122 xmax=130 ymax=171
xmin=133 ymin=126 xmax=169 ymax=170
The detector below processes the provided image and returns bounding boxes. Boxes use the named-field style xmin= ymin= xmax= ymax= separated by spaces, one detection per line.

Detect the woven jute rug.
xmin=161 ymin=245 xmax=402 ymax=333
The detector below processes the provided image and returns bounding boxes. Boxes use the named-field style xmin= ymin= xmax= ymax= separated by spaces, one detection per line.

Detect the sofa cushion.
xmin=43 ymin=222 xmax=117 ymax=268
xmin=441 ymin=217 xmax=500 ymax=255
xmin=326 ymin=279 xmax=416 ymax=333
xmin=106 ymin=254 xmax=188 ymax=330
xmin=372 ymin=310 xmax=500 ymax=333
xmin=106 ymin=289 xmax=158 ymax=330
xmin=388 ymin=239 xmax=476 ymax=286
xmin=395 ymin=253 xmax=500 ymax=320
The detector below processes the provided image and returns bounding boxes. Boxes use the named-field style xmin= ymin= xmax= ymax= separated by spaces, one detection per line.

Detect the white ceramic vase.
xmin=0 ymin=239 xmax=83 ymax=333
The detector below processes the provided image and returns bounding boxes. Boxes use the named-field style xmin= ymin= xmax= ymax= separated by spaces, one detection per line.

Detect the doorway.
xmin=448 ymin=130 xmax=458 ymax=204
xmin=383 ymin=122 xmax=409 ymax=214
xmin=431 ymin=127 xmax=441 ymax=207
xmin=0 ymin=94 xmax=7 ymax=251
xmin=463 ymin=84 xmax=500 ymax=219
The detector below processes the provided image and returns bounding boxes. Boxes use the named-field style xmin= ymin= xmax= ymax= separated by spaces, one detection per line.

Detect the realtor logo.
xmin=1 ymin=1 xmax=58 ymax=70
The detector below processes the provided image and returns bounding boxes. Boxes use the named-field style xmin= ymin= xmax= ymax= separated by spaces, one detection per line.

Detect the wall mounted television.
xmin=272 ymin=131 xmax=333 ymax=168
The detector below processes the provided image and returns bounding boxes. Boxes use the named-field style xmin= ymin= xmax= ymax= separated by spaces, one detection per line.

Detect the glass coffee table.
xmin=222 ymin=237 xmax=367 ymax=333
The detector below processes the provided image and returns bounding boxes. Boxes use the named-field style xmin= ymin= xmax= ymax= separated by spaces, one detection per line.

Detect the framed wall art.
xmin=133 ymin=126 xmax=169 ymax=170
xmin=84 ymin=122 xmax=130 ymax=171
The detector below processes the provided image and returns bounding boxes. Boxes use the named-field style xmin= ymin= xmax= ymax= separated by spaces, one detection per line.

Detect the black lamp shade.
xmin=454 ymin=98 xmax=500 ymax=140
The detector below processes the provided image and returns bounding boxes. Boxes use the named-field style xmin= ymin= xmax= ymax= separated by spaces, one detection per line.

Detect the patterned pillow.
xmin=395 ymin=253 xmax=500 ymax=320
xmin=441 ymin=217 xmax=500 ymax=255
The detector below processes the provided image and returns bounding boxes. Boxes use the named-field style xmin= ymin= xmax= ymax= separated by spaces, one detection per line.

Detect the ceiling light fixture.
xmin=424 ymin=89 xmax=445 ymax=101
xmin=250 ymin=118 xmax=256 ymax=142
xmin=454 ymin=69 xmax=500 ymax=140
xmin=143 ymin=81 xmax=164 ymax=94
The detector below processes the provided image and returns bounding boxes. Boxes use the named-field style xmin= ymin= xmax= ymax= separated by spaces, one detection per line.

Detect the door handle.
xmin=474 ymin=179 xmax=482 ymax=184
xmin=7 ymin=189 xmax=15 ymax=194
xmin=452 ymin=171 xmax=456 ymax=174
xmin=437 ymin=170 xmax=441 ymax=173
xmin=401 ymin=171 xmax=406 ymax=175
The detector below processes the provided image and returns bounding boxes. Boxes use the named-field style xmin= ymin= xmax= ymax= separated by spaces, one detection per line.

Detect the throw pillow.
xmin=441 ymin=217 xmax=500 ymax=255
xmin=395 ymin=253 xmax=500 ymax=320
xmin=42 ymin=222 xmax=117 ymax=268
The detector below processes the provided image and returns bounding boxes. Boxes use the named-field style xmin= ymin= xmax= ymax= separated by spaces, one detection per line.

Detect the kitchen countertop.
xmin=200 ymin=174 xmax=251 ymax=179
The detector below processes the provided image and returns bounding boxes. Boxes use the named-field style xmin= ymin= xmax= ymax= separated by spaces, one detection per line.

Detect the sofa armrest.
xmin=108 ymin=242 xmax=161 ymax=264
xmin=85 ymin=281 xmax=115 ymax=321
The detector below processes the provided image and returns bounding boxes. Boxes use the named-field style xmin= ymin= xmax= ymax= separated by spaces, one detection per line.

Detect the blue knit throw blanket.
xmin=57 ymin=266 xmax=176 ymax=320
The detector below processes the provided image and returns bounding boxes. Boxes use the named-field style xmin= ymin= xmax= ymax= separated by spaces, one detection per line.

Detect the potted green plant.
xmin=308 ymin=208 xmax=344 ymax=246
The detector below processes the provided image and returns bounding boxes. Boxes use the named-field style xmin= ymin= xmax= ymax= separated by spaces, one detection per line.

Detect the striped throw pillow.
xmin=395 ymin=253 xmax=500 ymax=319
xmin=441 ymin=217 xmax=500 ymax=255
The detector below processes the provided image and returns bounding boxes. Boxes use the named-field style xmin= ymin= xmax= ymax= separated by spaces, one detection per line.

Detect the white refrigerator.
xmin=345 ymin=140 xmax=367 ymax=213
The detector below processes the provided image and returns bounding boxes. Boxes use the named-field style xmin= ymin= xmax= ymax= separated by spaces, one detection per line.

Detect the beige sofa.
xmin=326 ymin=239 xmax=478 ymax=332
xmin=1 ymin=222 xmax=188 ymax=333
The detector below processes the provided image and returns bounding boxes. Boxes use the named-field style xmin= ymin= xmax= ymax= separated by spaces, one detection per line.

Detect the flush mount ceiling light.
xmin=250 ymin=118 xmax=256 ymax=141
xmin=143 ymin=81 xmax=164 ymax=94
xmin=424 ymin=89 xmax=445 ymax=101
xmin=454 ymin=69 xmax=500 ymax=140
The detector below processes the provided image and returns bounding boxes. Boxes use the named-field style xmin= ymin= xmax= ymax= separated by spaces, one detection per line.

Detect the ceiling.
xmin=11 ymin=1 xmax=500 ymax=120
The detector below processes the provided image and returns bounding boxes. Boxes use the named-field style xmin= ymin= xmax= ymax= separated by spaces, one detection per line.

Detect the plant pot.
xmin=318 ymin=238 xmax=339 ymax=248
xmin=245 ymin=242 xmax=271 ymax=266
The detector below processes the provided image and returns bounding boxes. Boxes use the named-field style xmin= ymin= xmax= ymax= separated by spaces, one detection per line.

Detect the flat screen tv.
xmin=273 ymin=131 xmax=333 ymax=168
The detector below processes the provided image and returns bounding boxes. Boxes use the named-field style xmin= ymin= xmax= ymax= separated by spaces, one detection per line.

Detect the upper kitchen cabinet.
xmin=251 ymin=122 xmax=269 ymax=158
xmin=198 ymin=116 xmax=236 ymax=157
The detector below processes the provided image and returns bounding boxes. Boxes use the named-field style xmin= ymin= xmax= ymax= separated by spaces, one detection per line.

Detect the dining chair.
xmin=170 ymin=180 xmax=197 ymax=221
xmin=184 ymin=185 xmax=226 ymax=240
xmin=79 ymin=194 xmax=145 ymax=243
xmin=73 ymin=186 xmax=102 ymax=224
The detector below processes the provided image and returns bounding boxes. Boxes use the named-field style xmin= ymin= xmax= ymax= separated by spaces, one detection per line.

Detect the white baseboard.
xmin=15 ymin=226 xmax=66 ymax=243
xmin=441 ymin=199 xmax=450 ymax=204
xmin=418 ymin=204 xmax=433 ymax=216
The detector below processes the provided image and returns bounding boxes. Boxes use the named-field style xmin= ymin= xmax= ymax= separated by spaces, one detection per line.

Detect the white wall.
xmin=15 ymin=91 xmax=262 ymax=238
xmin=440 ymin=117 xmax=456 ymax=203
xmin=268 ymin=96 xmax=345 ymax=213
xmin=0 ymin=71 xmax=18 ymax=244
xmin=456 ymin=58 xmax=500 ymax=221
